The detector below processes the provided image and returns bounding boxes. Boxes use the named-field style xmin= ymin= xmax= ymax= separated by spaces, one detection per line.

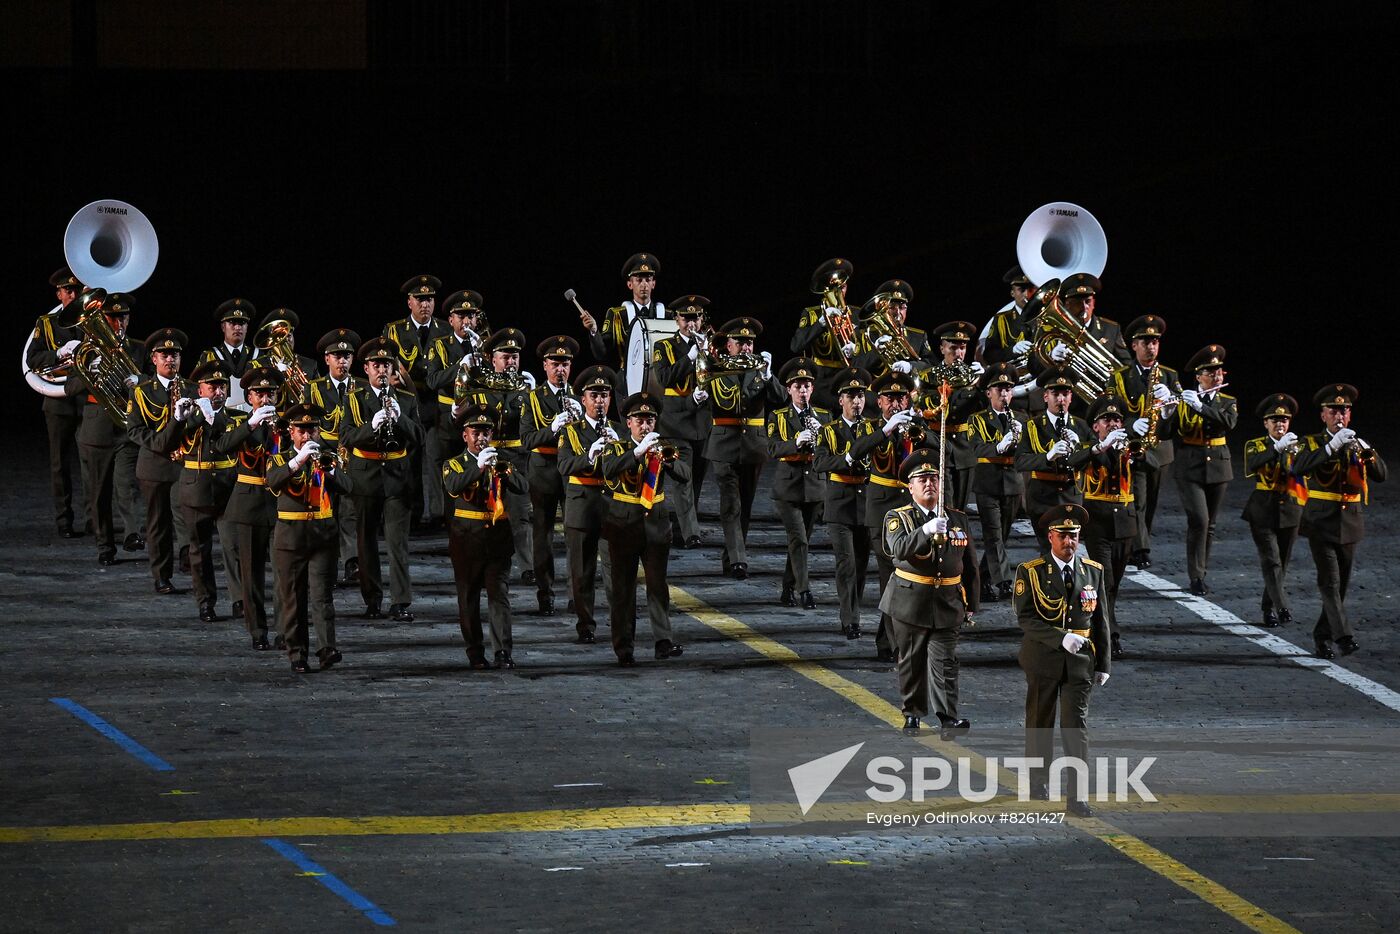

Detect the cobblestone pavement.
xmin=2 ymin=446 xmax=1397 ymax=932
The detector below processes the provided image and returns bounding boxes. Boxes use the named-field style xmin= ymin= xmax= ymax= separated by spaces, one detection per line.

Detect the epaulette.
xmin=1022 ymin=557 xmax=1045 ymax=569
xmin=1096 ymin=315 xmax=1121 ymax=326
xmin=1244 ymin=437 xmax=1267 ymax=452
xmin=813 ymin=405 xmax=831 ymax=415
xmin=1082 ymin=558 xmax=1104 ymax=570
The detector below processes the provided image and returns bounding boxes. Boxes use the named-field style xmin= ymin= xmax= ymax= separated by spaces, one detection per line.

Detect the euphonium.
xmin=254 ymin=318 xmax=310 ymax=405
xmin=861 ymin=291 xmax=921 ymax=373
xmin=468 ymin=363 xmax=528 ymax=392
xmin=812 ymin=261 xmax=857 ymax=365
xmin=56 ymin=288 xmax=143 ymax=428
xmin=1029 ymin=283 xmax=1120 ymax=398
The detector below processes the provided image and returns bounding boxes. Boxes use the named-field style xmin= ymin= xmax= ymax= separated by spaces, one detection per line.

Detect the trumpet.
xmin=316 ymin=444 xmax=348 ymax=471
xmin=655 ymin=441 xmax=682 ymax=463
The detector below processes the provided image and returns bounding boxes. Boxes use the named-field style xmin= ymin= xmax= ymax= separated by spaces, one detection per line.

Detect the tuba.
xmin=1028 ymin=280 xmax=1121 ymax=399
xmin=254 ymin=318 xmax=311 ymax=405
xmin=56 ymin=288 xmax=145 ymax=427
xmin=1015 ymin=201 xmax=1107 ymax=288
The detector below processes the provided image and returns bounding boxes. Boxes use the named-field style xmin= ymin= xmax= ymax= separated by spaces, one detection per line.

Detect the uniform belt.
xmin=236 ymin=474 xmax=267 ymax=486
xmin=948 ymin=422 xmax=967 ymax=432
xmin=568 ymin=476 xmax=605 ymax=487
xmin=453 ymin=507 xmax=495 ymax=520
xmin=714 ymin=417 xmax=765 ymax=427
xmin=895 ymin=568 xmax=962 ymax=587
xmin=1063 ymin=628 xmax=1091 ymax=638
xmin=1085 ymin=492 xmax=1133 ymax=503
xmin=278 ymin=508 xmax=333 ymax=520
xmin=1308 ymin=490 xmax=1361 ymax=503
xmin=183 ymin=458 xmax=236 ymax=470
xmin=869 ymin=474 xmax=905 ymax=489
xmin=828 ymin=473 xmax=868 ymax=484
xmin=664 ymin=387 xmax=692 ymax=397
xmin=353 ymin=448 xmax=408 ymax=460
xmin=612 ymin=491 xmax=665 ymax=506
xmin=497 ymin=439 xmax=523 ymax=448
xmin=437 ymin=394 xmax=455 ymax=406
xmin=1255 ymin=481 xmax=1288 ymax=492
xmin=534 ymin=446 xmax=559 ymax=455
xmin=1182 ymin=437 xmax=1227 ymax=447
xmin=978 ymin=456 xmax=1014 ymax=465
xmin=1031 ymin=470 xmax=1075 ymax=482
xmin=778 ymin=454 xmax=814 ymax=463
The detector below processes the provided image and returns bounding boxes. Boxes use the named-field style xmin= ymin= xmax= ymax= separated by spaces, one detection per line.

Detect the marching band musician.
xmin=304 ymin=329 xmax=363 ymax=586
xmin=383 ymin=275 xmax=451 ymax=532
xmin=977 ymin=265 xmax=1036 ymax=367
xmin=194 ymin=299 xmax=260 ymax=389
xmin=557 ymin=365 xmax=623 ymax=645
xmin=851 ymin=280 xmax=934 ymax=380
xmin=1078 ymin=395 xmax=1139 ymax=660
xmin=598 ymin=391 xmax=690 ymax=665
xmin=213 ymin=367 xmax=284 ymax=649
xmin=458 ymin=328 xmax=536 ymax=583
xmin=128 ymin=327 xmax=192 ymax=596
xmin=173 ymin=361 xmax=239 ymax=623
xmin=1112 ymin=316 xmax=1179 ymax=570
xmin=1037 ymin=274 xmax=1132 ymax=384
xmin=577 ymin=253 xmax=666 ymax=370
xmin=814 ymin=367 xmax=876 ymax=640
xmin=967 ymin=362 xmax=1026 ymax=603
xmin=1170 ymin=344 xmax=1237 ymax=596
xmin=705 ymin=316 xmax=784 ymax=579
xmin=63 ymin=292 xmax=142 ymax=566
xmin=254 ymin=309 xmax=320 ymax=383
xmin=424 ymin=289 xmax=487 ymax=444
xmin=919 ymin=321 xmax=986 ymax=512
xmin=766 ymin=358 xmax=830 ymax=610
xmin=848 ymin=371 xmax=921 ymax=660
xmin=1015 ymin=367 xmax=1093 ymax=551
xmin=341 ymin=336 xmax=425 ymax=622
xmin=649 ymin=295 xmax=713 ymax=549
xmin=881 ymin=448 xmax=978 ymax=736
xmin=791 ymin=258 xmax=857 ymax=410
xmin=1241 ymin=393 xmax=1304 ymax=629
xmin=29 ymin=267 xmax=86 ymax=538
xmin=443 ymin=404 xmax=528 ymax=670
xmin=266 ymin=403 xmax=353 ymax=673
xmin=1293 ymin=383 xmax=1387 ymax=659
xmin=519 ymin=335 xmax=581 ymax=616
xmin=1014 ymin=504 xmax=1110 ymax=815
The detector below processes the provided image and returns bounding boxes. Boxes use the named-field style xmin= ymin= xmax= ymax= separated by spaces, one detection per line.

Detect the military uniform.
xmin=303 ymin=328 xmax=363 ymax=583
xmin=1026 ymin=274 xmax=1132 ymax=417
xmin=1078 ymin=396 xmax=1138 ymax=655
xmin=194 ymin=298 xmax=261 ymax=386
xmin=518 ymin=335 xmax=582 ymax=614
xmin=340 ymin=337 xmax=425 ymax=619
xmin=557 ymin=366 xmax=622 ymax=642
xmin=978 ymin=267 xmax=1034 ymax=368
xmin=1014 ymin=504 xmax=1111 ymax=807
xmin=266 ymin=403 xmax=353 ymax=672
xmin=1014 ymin=368 xmax=1093 ymax=550
xmin=649 ymin=294 xmax=713 ymax=546
xmin=704 ymin=317 xmax=784 ymax=577
xmin=815 ymin=368 xmax=877 ymax=638
xmin=599 ymin=392 xmax=690 ymax=664
xmin=1171 ymin=344 xmax=1237 ymax=594
xmin=791 ymin=258 xmax=857 ymax=410
xmin=1110 ymin=315 xmax=1179 ymax=568
xmin=1293 ymin=384 xmax=1387 ymax=657
xmin=28 ymin=268 xmax=85 ymax=536
xmin=881 ymin=450 xmax=980 ymax=731
xmin=850 ymin=279 xmax=935 ymax=382
xmin=1241 ymin=394 xmax=1304 ymax=628
xmin=422 ymin=291 xmax=483 ymax=439
xmin=443 ymin=405 xmax=528 ymax=668
xmin=383 ymin=275 xmax=452 ymax=526
xmin=588 ymin=253 xmax=666 ymax=370
xmin=127 ymin=328 xmax=192 ymax=592
xmin=766 ymin=358 xmax=830 ymax=608
xmin=172 ymin=361 xmax=239 ymax=620
xmin=920 ymin=321 xmax=984 ymax=512
xmin=966 ymin=363 xmax=1027 ymax=601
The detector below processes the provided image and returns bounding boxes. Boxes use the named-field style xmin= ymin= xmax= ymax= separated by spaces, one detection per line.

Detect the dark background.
xmin=6 ymin=1 xmax=1394 ymax=442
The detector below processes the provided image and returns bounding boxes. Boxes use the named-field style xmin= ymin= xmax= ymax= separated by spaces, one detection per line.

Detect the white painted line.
xmin=553 ymin=783 xmax=604 ymax=788
xmin=1127 ymin=569 xmax=1400 ymax=715
xmin=665 ymin=862 xmax=711 ymax=868
xmin=544 ymin=866 xmax=584 ymax=872
xmin=1263 ymin=857 xmax=1315 ymax=861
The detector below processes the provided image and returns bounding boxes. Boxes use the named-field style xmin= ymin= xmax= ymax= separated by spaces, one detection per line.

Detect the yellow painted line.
xmin=671 ymin=585 xmax=1302 ymax=934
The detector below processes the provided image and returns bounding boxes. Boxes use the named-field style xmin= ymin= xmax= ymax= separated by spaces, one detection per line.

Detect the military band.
xmin=650 ymin=294 xmax=713 ymax=549
xmin=519 ymin=335 xmax=582 ymax=616
xmin=28 ymin=267 xmax=86 ymax=539
xmin=558 ymin=365 xmax=621 ymax=644
xmin=1171 ymin=344 xmax=1237 ymax=595
xmin=1242 ymin=393 xmax=1303 ymax=629
xmin=815 ymin=368 xmax=875 ymax=639
xmin=967 ymin=362 xmax=1026 ymax=603
xmin=304 ymin=328 xmax=363 ymax=585
xmin=384 ymin=275 xmax=452 ymax=531
xmin=766 ymin=358 xmax=829 ymax=609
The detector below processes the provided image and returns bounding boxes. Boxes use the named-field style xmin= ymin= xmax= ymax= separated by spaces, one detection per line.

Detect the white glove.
xmin=1274 ymin=431 xmax=1298 ymax=453
xmin=275 ymin=360 xmax=290 ymax=373
xmin=760 ymin=351 xmax=772 ymax=376
xmin=1097 ymin=428 xmax=1128 ymax=451
xmin=883 ymin=409 xmax=915 ymax=435
xmin=1011 ymin=383 xmax=1030 ymax=399
xmin=1180 ymin=389 xmax=1202 ymax=411
xmin=587 ymin=436 xmax=609 ymax=463
xmin=173 ymin=397 xmax=196 ymax=421
xmin=822 ymin=306 xmax=843 ymax=325
xmin=1047 ymin=440 xmax=1071 ymax=461
xmin=920 ymin=516 xmax=949 ymax=537
xmin=891 ymin=360 xmax=913 ymax=374
xmin=1152 ymin=382 xmax=1173 ymax=402
xmin=968 ymin=361 xmax=985 ymax=377
xmin=291 ymin=441 xmax=320 ymax=470
xmin=996 ymin=432 xmax=1017 ymax=454
xmin=124 ymin=374 xmax=140 ymax=388
xmin=875 ymin=335 xmax=893 ymax=349
xmin=58 ymin=338 xmax=81 ymax=358
xmin=687 ymin=342 xmax=699 ymax=360
xmin=520 ymin=371 xmax=537 ymax=390
xmin=841 ymin=341 xmax=858 ymax=358
xmin=195 ymin=397 xmax=217 ymax=423
xmin=1062 ymin=429 xmax=1080 ymax=446
xmin=1062 ymin=632 xmax=1087 ymax=653
xmin=844 ymin=452 xmax=855 ymax=466
xmin=1132 ymin=417 xmax=1150 ymax=436
xmin=371 ymin=407 xmax=390 ymax=429
xmin=633 ymin=431 xmax=660 ymax=457
xmin=1327 ymin=428 xmax=1357 ymax=453
xmin=1011 ymin=339 xmax=1033 ymax=355
xmin=692 ymin=388 xmax=709 ymax=404
xmin=1094 ymin=672 xmax=1110 ymax=687
xmin=248 ymin=404 xmax=278 ymax=426
xmin=795 ymin=429 xmax=815 ymax=447
xmin=1050 ymin=342 xmax=1071 ymax=363
xmin=550 ymin=411 xmax=572 ymax=432
xmin=475 ymin=446 xmax=498 ymax=469
xmin=86 ymin=354 xmax=103 ymax=374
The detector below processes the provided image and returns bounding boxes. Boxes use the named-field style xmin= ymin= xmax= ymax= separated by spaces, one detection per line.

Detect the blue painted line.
xmin=49 ymin=698 xmax=175 ymax=772
xmin=262 ymin=838 xmax=396 ymax=926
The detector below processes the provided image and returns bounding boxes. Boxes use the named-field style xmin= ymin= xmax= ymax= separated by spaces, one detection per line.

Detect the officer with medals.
xmin=128 ymin=327 xmax=192 ymax=596
xmin=598 ymin=391 xmax=690 ymax=665
xmin=1241 ymin=393 xmax=1304 ymax=629
xmin=791 ymin=258 xmax=857 ymax=411
xmin=966 ymin=362 xmax=1027 ymax=603
xmin=814 ymin=367 xmax=876 ymax=639
xmin=577 ymin=253 xmax=666 ymax=371
xmin=766 ymin=357 xmax=830 ymax=609
xmin=881 ymin=448 xmax=979 ymax=736
xmin=1111 ymin=315 xmax=1179 ymax=570
xmin=266 ymin=403 xmax=352 ymax=673
xmin=649 ymin=294 xmax=713 ymax=549
xmin=1015 ymin=366 xmax=1093 ymax=550
xmin=1293 ymin=383 xmax=1387 ymax=658
xmin=1079 ymin=395 xmax=1139 ymax=660
xmin=303 ymin=328 xmax=363 ymax=585
xmin=1170 ymin=344 xmax=1238 ymax=595
xmin=172 ymin=360 xmax=239 ymax=622
xmin=340 ymin=336 xmax=424 ymax=621
xmin=1013 ymin=504 xmax=1110 ymax=815
xmin=382 ymin=275 xmax=452 ymax=531
xmin=518 ymin=335 xmax=582 ymax=615
xmin=442 ymin=404 xmax=528 ymax=669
